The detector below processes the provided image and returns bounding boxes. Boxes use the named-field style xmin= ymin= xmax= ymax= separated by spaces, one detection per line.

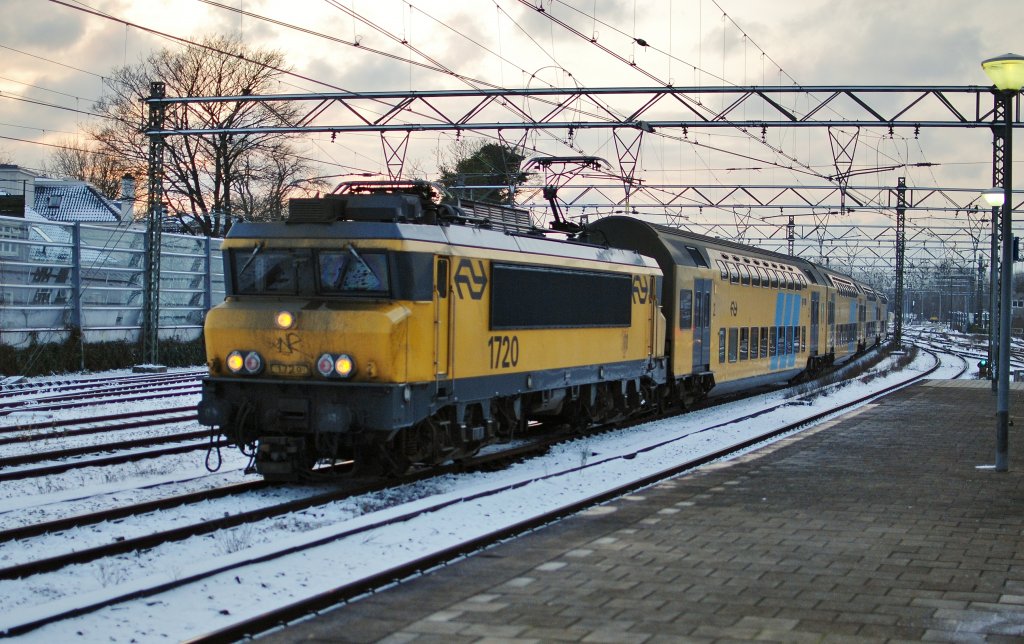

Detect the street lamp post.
xmin=981 ymin=53 xmax=1024 ymax=472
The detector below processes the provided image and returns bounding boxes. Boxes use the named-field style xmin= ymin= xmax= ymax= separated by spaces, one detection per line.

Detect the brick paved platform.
xmin=263 ymin=380 xmax=1024 ymax=643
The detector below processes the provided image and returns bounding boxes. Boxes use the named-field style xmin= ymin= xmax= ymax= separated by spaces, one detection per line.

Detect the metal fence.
xmin=0 ymin=215 xmax=224 ymax=348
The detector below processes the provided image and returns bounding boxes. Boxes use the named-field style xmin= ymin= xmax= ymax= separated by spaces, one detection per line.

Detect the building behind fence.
xmin=0 ymin=214 xmax=224 ymax=349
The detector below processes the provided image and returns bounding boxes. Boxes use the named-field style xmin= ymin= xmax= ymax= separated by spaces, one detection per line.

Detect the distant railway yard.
xmin=0 ymin=330 xmax=988 ymax=641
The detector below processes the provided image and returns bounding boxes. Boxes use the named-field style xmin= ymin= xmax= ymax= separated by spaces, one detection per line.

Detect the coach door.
xmin=692 ymin=278 xmax=712 ymax=371
xmin=433 ymin=257 xmax=452 ymax=378
xmin=810 ymin=291 xmax=820 ymax=356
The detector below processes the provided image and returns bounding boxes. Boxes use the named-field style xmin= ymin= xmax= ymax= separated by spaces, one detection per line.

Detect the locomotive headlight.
xmin=242 ymin=351 xmax=263 ymax=374
xmin=316 ymin=353 xmax=335 ymax=377
xmin=334 ymin=354 xmax=355 ymax=378
xmin=275 ymin=310 xmax=295 ymax=329
xmin=315 ymin=353 xmax=355 ymax=378
xmin=226 ymin=351 xmax=245 ymax=373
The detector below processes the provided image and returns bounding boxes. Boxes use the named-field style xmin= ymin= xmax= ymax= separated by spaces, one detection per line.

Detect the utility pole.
xmin=894 ymin=177 xmax=907 ymax=348
xmin=142 ymin=81 xmax=166 ymax=366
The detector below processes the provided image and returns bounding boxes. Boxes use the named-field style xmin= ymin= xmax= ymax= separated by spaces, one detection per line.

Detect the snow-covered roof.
xmin=33 ymin=180 xmax=121 ymax=223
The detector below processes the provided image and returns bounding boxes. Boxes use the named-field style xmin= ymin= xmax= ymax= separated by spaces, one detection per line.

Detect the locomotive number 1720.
xmin=487 ymin=335 xmax=520 ymax=369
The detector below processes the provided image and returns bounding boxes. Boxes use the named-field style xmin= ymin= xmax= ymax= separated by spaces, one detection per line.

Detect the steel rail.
xmin=0 ymin=439 xmax=229 ymax=483
xmin=0 ymin=429 xmax=214 ymax=469
xmin=0 ymin=386 xmax=200 ymax=416
xmin=0 ymin=479 xmax=270 ymax=543
xmin=0 ymin=371 xmax=204 ymax=400
xmin=0 ymin=381 xmax=200 ymax=414
xmin=0 ymin=413 xmax=197 ymax=447
xmin=0 ymin=405 xmax=196 ymax=436
xmin=0 ymin=413 xmax=198 ymax=447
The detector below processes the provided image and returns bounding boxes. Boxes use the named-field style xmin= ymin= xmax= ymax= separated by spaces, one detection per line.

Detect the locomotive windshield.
xmin=230 ymin=247 xmax=389 ymax=296
xmin=319 ymin=248 xmax=389 ymax=293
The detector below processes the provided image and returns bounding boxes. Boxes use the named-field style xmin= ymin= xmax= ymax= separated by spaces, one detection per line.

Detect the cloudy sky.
xmin=1 ymin=0 xmax=1021 ymax=264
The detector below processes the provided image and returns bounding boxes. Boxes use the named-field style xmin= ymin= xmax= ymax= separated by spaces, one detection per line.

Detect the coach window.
xmin=769 ymin=269 xmax=780 ymax=289
xmin=769 ymin=326 xmax=777 ymax=356
xmin=728 ymin=328 xmax=738 ymax=362
xmin=760 ymin=326 xmax=769 ymax=357
xmin=750 ymin=327 xmax=760 ymax=359
xmin=729 ymin=263 xmax=740 ymax=284
xmin=739 ymin=327 xmax=749 ymax=360
xmin=686 ymin=246 xmax=709 ymax=268
xmin=801 ymin=326 xmax=807 ymax=352
xmin=718 ymin=328 xmax=727 ymax=363
xmin=679 ymin=289 xmax=693 ymax=329
xmin=739 ymin=265 xmax=751 ymax=286
xmin=751 ymin=266 xmax=763 ymax=287
xmin=717 ymin=260 xmax=729 ymax=280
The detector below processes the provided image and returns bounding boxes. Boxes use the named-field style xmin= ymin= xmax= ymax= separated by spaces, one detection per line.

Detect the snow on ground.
xmin=0 ymin=346 xmax=947 ymax=642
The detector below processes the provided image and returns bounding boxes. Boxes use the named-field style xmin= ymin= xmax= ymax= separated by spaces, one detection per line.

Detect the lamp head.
xmin=982 ymin=53 xmax=1024 ymax=92
xmin=982 ymin=187 xmax=1006 ymax=208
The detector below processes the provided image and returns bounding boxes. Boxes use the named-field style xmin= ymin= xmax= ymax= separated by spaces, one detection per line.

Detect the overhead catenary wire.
xmin=22 ymin=0 xmax=988 ymax=280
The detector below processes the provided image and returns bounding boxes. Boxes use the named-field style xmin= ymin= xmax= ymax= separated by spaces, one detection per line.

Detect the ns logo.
xmin=453 ymin=259 xmax=487 ymax=300
xmin=632 ymin=275 xmax=653 ymax=304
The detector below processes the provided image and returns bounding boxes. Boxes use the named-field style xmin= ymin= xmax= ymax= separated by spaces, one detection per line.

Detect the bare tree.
xmin=90 ymin=35 xmax=318 ymax=236
xmin=232 ymin=141 xmax=330 ymax=223
xmin=43 ymin=138 xmax=128 ymax=199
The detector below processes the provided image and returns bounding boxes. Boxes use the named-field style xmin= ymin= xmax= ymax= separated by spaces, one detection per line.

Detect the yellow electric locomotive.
xmin=198 ymin=182 xmax=666 ymax=479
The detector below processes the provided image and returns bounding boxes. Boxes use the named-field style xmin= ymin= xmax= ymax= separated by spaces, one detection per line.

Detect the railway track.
xmin=0 ymin=370 xmax=208 ymax=483
xmin=0 ymin=406 xmax=197 ymax=444
xmin=0 ymin=402 xmax=209 ymax=482
xmin=0 ymin=435 xmax=555 ymax=580
xmin=0 ymin=383 xmax=201 ymax=416
xmin=0 ymin=437 xmax=227 ymax=483
xmin=0 ymin=429 xmax=219 ymax=470
xmin=0 ymin=369 xmax=205 ymax=400
xmin=0 ymin=346 xmax=938 ymax=639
